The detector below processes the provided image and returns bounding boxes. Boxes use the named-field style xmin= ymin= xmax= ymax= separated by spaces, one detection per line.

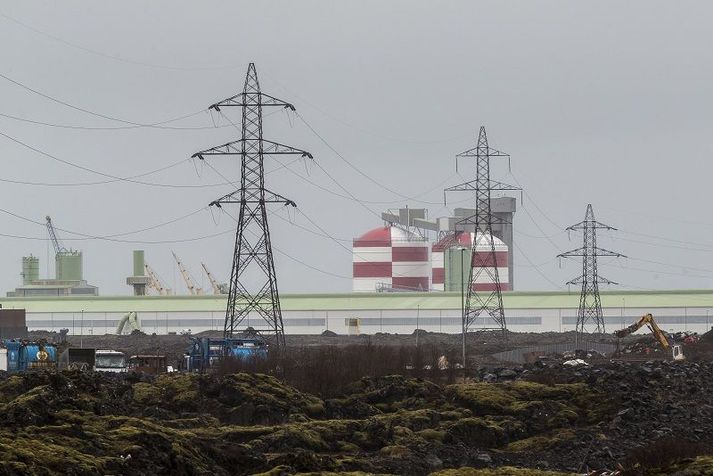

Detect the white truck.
xmin=94 ymin=349 xmax=127 ymax=372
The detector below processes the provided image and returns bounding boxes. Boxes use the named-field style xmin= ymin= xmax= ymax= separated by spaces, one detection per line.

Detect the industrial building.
xmin=7 ymin=254 xmax=98 ymax=297
xmin=6 ymin=217 xmax=99 ymax=297
xmin=1 ymin=289 xmax=712 ymax=336
xmin=353 ymin=199 xmax=515 ymax=293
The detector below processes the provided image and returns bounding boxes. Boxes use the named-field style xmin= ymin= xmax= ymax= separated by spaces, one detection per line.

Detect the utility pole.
xmin=192 ymin=63 xmax=311 ymax=348
xmin=460 ymin=246 xmax=466 ymax=377
xmin=445 ymin=126 xmax=520 ymax=342
xmin=558 ymin=204 xmax=625 ymax=337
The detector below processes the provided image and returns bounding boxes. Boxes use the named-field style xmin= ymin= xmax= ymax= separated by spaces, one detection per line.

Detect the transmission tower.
xmin=445 ymin=126 xmax=520 ymax=337
xmin=558 ymin=204 xmax=625 ymax=335
xmin=192 ymin=63 xmax=312 ymax=347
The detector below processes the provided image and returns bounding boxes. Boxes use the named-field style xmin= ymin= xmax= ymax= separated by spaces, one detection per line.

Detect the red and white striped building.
xmin=431 ymin=231 xmax=510 ymax=292
xmin=352 ymin=226 xmax=431 ymax=292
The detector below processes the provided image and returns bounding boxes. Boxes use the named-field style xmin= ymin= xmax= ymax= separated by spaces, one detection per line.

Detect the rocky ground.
xmin=5 ymin=329 xmax=711 ymax=475
xmin=0 ymin=357 xmax=713 ymax=475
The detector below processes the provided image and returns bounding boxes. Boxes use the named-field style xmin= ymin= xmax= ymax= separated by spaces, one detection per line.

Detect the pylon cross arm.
xmin=191 ymin=139 xmax=312 ymax=159
xmin=456 ymin=146 xmax=509 ymax=158
xmin=209 ymin=92 xmax=295 ymax=111
xmin=209 ymin=188 xmax=296 ymax=207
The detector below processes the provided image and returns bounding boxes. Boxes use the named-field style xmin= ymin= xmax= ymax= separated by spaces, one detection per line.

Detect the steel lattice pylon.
xmin=445 ymin=126 xmax=520 ymax=336
xmin=558 ymin=204 xmax=625 ymax=335
xmin=192 ymin=63 xmax=311 ymax=347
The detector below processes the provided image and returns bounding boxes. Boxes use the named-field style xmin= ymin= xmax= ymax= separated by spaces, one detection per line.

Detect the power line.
xmin=0 ymin=105 xmax=282 ymax=132
xmin=201 ymin=153 xmax=355 ymax=278
xmin=0 ymin=110 xmax=235 ymax=131
xmin=602 ymin=260 xmax=713 ymax=281
xmin=0 ymin=70 xmax=212 ymax=128
xmin=513 ymin=242 xmax=565 ymax=290
xmin=508 ymin=171 xmax=563 ymax=230
xmin=0 ymin=11 xmax=243 ymax=72
xmin=0 ymin=129 xmax=233 ymax=189
xmin=0 ymin=206 xmax=233 ymax=244
xmin=296 ymin=111 xmax=464 ymax=204
xmin=260 ymin=68 xmax=472 ymax=145
xmin=202 ymin=142 xmax=425 ymax=281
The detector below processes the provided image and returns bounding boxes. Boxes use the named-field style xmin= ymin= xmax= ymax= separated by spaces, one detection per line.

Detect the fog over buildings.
xmin=0 ymin=1 xmax=712 ymax=295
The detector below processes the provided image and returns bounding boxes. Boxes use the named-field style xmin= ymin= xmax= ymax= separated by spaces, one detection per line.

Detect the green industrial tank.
xmin=22 ymin=255 xmax=40 ymax=285
xmin=56 ymin=251 xmax=83 ymax=281
xmin=444 ymin=247 xmax=472 ymax=292
xmin=133 ymin=250 xmax=145 ymax=277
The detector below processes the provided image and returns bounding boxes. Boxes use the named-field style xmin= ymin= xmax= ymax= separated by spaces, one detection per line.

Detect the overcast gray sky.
xmin=0 ymin=1 xmax=712 ymax=295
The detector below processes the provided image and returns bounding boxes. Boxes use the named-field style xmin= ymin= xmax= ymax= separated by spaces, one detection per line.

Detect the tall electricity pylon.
xmin=192 ymin=63 xmax=312 ymax=347
xmin=445 ymin=126 xmax=520 ymax=337
xmin=558 ymin=204 xmax=625 ymax=335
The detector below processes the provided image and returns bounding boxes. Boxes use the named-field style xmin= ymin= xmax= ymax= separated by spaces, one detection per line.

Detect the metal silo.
xmin=56 ymin=251 xmax=83 ymax=281
xmin=21 ymin=256 xmax=40 ymax=285
xmin=352 ymin=226 xmax=431 ymax=292
xmin=434 ymin=232 xmax=510 ymax=292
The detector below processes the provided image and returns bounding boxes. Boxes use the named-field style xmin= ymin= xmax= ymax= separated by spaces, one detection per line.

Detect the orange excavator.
xmin=614 ymin=313 xmax=685 ymax=361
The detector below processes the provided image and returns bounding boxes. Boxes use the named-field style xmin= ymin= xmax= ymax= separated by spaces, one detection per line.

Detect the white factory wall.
xmin=22 ymin=306 xmax=713 ymax=336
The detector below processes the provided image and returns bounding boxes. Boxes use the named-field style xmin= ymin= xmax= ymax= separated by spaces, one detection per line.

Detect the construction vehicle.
xmin=145 ymin=262 xmax=171 ymax=296
xmin=172 ymin=251 xmax=203 ymax=295
xmin=184 ymin=336 xmax=268 ymax=371
xmin=614 ymin=313 xmax=685 ymax=361
xmin=0 ymin=340 xmax=57 ymax=372
xmin=201 ymin=263 xmax=229 ymax=294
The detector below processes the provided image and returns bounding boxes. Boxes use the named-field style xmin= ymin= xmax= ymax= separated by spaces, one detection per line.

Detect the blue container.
xmin=186 ymin=337 xmax=267 ymax=371
xmin=18 ymin=343 xmax=57 ymax=371
xmin=4 ymin=341 xmax=21 ymax=372
xmin=226 ymin=339 xmax=268 ymax=360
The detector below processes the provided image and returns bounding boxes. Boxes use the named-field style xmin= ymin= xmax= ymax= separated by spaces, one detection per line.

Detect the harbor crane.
xmin=144 ymin=263 xmax=171 ymax=296
xmin=172 ymin=251 xmax=203 ymax=295
xmin=201 ymin=263 xmax=229 ymax=294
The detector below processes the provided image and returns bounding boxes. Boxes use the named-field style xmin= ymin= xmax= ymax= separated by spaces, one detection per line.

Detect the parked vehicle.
xmin=94 ymin=350 xmax=127 ymax=372
xmin=184 ymin=336 xmax=268 ymax=371
xmin=128 ymin=355 xmax=167 ymax=374
xmin=0 ymin=340 xmax=57 ymax=372
xmin=58 ymin=348 xmax=95 ymax=371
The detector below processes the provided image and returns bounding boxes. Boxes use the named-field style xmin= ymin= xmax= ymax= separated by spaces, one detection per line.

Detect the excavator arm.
xmin=615 ymin=313 xmax=670 ymax=350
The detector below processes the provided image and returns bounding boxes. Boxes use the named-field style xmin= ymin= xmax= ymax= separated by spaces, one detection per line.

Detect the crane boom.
xmin=45 ymin=216 xmax=67 ymax=254
xmin=172 ymin=251 xmax=203 ymax=295
xmin=201 ymin=263 xmax=220 ymax=294
xmin=144 ymin=263 xmax=171 ymax=296
xmin=615 ymin=313 xmax=670 ymax=350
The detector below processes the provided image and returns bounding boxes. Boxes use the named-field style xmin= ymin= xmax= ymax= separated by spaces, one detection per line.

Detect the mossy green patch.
xmin=429 ymin=467 xmax=575 ymax=475
xmin=131 ymin=382 xmax=160 ymax=404
xmin=505 ymin=429 xmax=577 ymax=452
xmin=380 ymin=444 xmax=412 ymax=458
xmin=417 ymin=428 xmax=446 ymax=442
